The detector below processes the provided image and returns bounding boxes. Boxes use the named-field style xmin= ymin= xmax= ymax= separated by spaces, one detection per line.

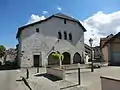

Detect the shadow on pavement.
xmin=16 ymin=79 xmax=22 ymax=82
xmin=66 ymin=70 xmax=91 ymax=74
xmin=35 ymin=73 xmax=62 ymax=81
xmin=60 ymin=84 xmax=79 ymax=90
xmin=16 ymin=77 xmax=32 ymax=90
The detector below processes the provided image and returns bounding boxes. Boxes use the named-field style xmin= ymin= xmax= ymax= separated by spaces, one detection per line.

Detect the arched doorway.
xmin=73 ymin=52 xmax=82 ymax=64
xmin=62 ymin=52 xmax=71 ymax=65
xmin=48 ymin=52 xmax=59 ymax=65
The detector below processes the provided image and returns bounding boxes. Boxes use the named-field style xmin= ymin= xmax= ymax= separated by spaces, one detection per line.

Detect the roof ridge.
xmin=16 ymin=13 xmax=87 ymax=38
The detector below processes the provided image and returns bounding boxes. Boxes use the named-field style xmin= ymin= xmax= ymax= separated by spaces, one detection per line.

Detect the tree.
xmin=0 ymin=45 xmax=6 ymax=58
xmin=6 ymin=48 xmax=17 ymax=61
xmin=52 ymin=51 xmax=64 ymax=68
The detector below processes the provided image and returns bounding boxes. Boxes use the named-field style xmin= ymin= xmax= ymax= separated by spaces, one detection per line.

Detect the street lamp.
xmin=89 ymin=38 xmax=94 ymax=72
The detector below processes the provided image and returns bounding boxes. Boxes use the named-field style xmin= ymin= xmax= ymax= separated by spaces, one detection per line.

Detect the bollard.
xmin=26 ymin=69 xmax=29 ymax=79
xmin=78 ymin=67 xmax=81 ymax=85
xmin=37 ymin=67 xmax=39 ymax=73
xmin=91 ymin=60 xmax=94 ymax=72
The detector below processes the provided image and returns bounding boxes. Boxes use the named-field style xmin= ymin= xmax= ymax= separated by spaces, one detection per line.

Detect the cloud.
xmin=27 ymin=11 xmax=120 ymax=46
xmin=27 ymin=14 xmax=46 ymax=24
xmin=42 ymin=11 xmax=48 ymax=14
xmin=82 ymin=11 xmax=120 ymax=46
xmin=57 ymin=6 xmax=62 ymax=11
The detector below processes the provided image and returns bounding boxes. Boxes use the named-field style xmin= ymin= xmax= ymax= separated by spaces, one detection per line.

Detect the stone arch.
xmin=73 ymin=52 xmax=82 ymax=64
xmin=48 ymin=51 xmax=60 ymax=65
xmin=62 ymin=52 xmax=71 ymax=65
xmin=69 ymin=33 xmax=72 ymax=40
xmin=64 ymin=31 xmax=67 ymax=40
xmin=58 ymin=31 xmax=62 ymax=39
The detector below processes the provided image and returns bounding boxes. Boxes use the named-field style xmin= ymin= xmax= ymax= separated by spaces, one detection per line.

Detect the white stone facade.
xmin=17 ymin=14 xmax=86 ymax=67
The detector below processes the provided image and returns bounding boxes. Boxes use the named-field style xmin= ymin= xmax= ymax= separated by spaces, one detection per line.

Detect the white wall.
xmin=47 ymin=68 xmax=65 ymax=79
xmin=102 ymin=45 xmax=109 ymax=62
xmin=101 ymin=76 xmax=120 ymax=90
xmin=18 ymin=17 xmax=85 ymax=67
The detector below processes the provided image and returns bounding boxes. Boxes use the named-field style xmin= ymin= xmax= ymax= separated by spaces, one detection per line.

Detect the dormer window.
xmin=58 ymin=31 xmax=62 ymax=39
xmin=64 ymin=31 xmax=67 ymax=40
xmin=64 ymin=19 xmax=66 ymax=24
xmin=36 ymin=28 xmax=39 ymax=33
xmin=69 ymin=33 xmax=72 ymax=41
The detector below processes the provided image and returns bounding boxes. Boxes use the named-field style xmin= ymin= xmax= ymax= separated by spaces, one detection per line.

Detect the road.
xmin=65 ymin=66 xmax=120 ymax=90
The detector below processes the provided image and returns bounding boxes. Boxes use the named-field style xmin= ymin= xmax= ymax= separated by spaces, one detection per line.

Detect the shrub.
xmin=51 ymin=51 xmax=64 ymax=60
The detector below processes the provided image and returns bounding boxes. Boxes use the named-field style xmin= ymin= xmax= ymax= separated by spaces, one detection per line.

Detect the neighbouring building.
xmin=6 ymin=48 xmax=17 ymax=62
xmin=100 ymin=32 xmax=120 ymax=65
xmin=84 ymin=44 xmax=91 ymax=63
xmin=93 ymin=46 xmax=102 ymax=62
xmin=16 ymin=13 xmax=87 ymax=67
xmin=84 ymin=44 xmax=102 ymax=63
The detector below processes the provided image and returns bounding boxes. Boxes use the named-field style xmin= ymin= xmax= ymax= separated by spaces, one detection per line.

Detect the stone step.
xmin=63 ymin=64 xmax=91 ymax=70
xmin=28 ymin=76 xmax=60 ymax=90
xmin=55 ymin=80 xmax=87 ymax=90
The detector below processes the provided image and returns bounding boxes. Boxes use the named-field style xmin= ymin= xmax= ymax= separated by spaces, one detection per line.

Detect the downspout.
xmin=108 ymin=44 xmax=111 ymax=65
xmin=100 ymin=46 xmax=104 ymax=62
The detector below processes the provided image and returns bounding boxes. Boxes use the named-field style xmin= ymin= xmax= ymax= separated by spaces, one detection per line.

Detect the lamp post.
xmin=89 ymin=38 xmax=94 ymax=72
xmin=78 ymin=63 xmax=81 ymax=85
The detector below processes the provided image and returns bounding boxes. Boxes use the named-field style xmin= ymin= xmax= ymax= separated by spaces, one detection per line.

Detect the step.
xmin=28 ymin=76 xmax=60 ymax=90
xmin=55 ymin=80 xmax=87 ymax=90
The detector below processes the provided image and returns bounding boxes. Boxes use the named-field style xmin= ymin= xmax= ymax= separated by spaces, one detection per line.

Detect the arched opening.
xmin=48 ymin=52 xmax=60 ymax=65
xmin=62 ymin=52 xmax=71 ymax=65
xmin=73 ymin=52 xmax=82 ymax=64
xmin=64 ymin=31 xmax=67 ymax=40
xmin=58 ymin=32 xmax=62 ymax=39
xmin=69 ymin=33 xmax=72 ymax=41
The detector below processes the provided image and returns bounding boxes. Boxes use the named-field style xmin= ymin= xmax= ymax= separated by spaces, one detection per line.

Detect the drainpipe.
xmin=108 ymin=44 xmax=111 ymax=65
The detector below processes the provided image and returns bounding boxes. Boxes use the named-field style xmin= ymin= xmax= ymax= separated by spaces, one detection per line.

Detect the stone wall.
xmin=18 ymin=17 xmax=85 ymax=67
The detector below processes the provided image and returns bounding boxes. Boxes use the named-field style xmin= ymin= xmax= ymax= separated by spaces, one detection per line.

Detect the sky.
xmin=0 ymin=0 xmax=120 ymax=48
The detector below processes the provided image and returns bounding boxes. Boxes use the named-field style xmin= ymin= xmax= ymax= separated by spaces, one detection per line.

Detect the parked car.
xmin=93 ymin=63 xmax=101 ymax=68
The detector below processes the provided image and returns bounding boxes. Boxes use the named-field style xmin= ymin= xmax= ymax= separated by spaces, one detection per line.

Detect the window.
xmin=36 ymin=28 xmax=39 ymax=33
xmin=64 ymin=31 xmax=67 ymax=40
xmin=58 ymin=32 xmax=62 ymax=39
xmin=22 ymin=51 xmax=24 ymax=53
xmin=64 ymin=19 xmax=66 ymax=24
xmin=69 ymin=33 xmax=72 ymax=40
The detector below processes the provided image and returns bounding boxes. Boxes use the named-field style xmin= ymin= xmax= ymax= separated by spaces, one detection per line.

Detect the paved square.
xmin=1 ymin=66 xmax=120 ymax=90
xmin=65 ymin=66 xmax=120 ymax=90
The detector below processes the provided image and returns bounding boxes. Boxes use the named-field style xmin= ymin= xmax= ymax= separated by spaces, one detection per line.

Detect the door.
xmin=33 ymin=55 xmax=40 ymax=67
xmin=62 ymin=52 xmax=71 ymax=65
xmin=73 ymin=52 xmax=82 ymax=64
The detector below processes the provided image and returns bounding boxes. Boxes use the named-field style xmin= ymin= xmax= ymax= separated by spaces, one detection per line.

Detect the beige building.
xmin=100 ymin=32 xmax=120 ymax=65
